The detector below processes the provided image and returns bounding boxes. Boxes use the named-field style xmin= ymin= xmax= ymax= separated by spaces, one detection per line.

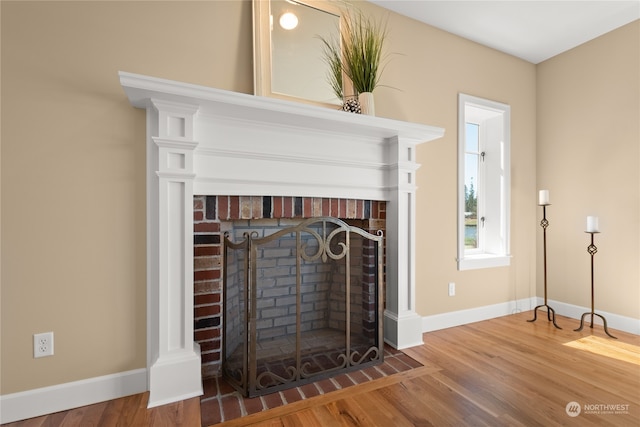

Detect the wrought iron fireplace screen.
xmin=222 ymin=217 xmax=384 ymax=397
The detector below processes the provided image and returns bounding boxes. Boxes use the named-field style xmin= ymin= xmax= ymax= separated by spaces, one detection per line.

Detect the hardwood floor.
xmin=0 ymin=393 xmax=201 ymax=427
xmin=4 ymin=312 xmax=639 ymax=426
xmin=217 ymin=312 xmax=639 ymax=427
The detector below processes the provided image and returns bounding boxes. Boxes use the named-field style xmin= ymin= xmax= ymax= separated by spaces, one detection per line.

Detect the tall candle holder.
xmin=528 ymin=203 xmax=562 ymax=328
xmin=574 ymin=232 xmax=617 ymax=339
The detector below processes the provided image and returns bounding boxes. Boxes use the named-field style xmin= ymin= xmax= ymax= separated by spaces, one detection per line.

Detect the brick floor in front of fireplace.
xmin=200 ymin=345 xmax=422 ymax=426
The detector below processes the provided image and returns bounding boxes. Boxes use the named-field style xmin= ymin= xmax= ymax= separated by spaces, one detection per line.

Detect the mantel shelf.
xmin=119 ymin=71 xmax=444 ymax=145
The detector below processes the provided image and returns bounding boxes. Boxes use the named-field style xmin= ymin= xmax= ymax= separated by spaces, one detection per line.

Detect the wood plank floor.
xmin=3 ymin=312 xmax=639 ymax=426
xmin=217 ymin=312 xmax=639 ymax=427
xmin=0 ymin=392 xmax=201 ymax=427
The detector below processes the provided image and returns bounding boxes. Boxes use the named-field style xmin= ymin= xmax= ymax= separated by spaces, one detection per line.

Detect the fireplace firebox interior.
xmin=222 ymin=217 xmax=384 ymax=397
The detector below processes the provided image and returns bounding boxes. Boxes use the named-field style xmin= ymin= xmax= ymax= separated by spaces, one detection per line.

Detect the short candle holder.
xmin=528 ymin=204 xmax=562 ymax=328
xmin=574 ymin=232 xmax=617 ymax=339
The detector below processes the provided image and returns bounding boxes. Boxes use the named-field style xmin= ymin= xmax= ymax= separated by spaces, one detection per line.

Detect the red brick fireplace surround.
xmin=120 ymin=72 xmax=444 ymax=408
xmin=193 ymin=195 xmax=386 ymax=378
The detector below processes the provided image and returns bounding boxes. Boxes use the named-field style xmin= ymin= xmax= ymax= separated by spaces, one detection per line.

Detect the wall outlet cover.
xmin=34 ymin=332 xmax=54 ymax=358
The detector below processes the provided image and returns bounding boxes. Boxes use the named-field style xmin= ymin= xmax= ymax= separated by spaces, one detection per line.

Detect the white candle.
xmin=538 ymin=190 xmax=549 ymax=205
xmin=586 ymin=216 xmax=599 ymax=232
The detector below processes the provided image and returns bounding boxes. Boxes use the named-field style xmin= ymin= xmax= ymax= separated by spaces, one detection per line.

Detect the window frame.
xmin=457 ymin=93 xmax=511 ymax=270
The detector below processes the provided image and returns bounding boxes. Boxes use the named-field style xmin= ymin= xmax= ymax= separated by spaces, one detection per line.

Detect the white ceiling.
xmin=367 ymin=1 xmax=640 ymax=64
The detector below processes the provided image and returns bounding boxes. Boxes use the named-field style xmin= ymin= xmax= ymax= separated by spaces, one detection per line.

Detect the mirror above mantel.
xmin=253 ymin=0 xmax=343 ymax=108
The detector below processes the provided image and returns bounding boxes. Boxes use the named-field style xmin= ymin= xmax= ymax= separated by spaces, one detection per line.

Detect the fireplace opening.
xmin=193 ymin=196 xmax=387 ymax=382
xmin=222 ymin=217 xmax=384 ymax=397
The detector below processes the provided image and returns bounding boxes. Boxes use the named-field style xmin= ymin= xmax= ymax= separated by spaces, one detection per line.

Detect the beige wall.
xmin=0 ymin=0 xmax=633 ymax=397
xmin=362 ymin=3 xmax=538 ymax=316
xmin=1 ymin=0 xmax=254 ymax=395
xmin=537 ymin=20 xmax=639 ymax=319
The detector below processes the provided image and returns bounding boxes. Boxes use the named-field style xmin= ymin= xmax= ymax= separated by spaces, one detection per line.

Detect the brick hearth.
xmin=200 ymin=344 xmax=421 ymax=426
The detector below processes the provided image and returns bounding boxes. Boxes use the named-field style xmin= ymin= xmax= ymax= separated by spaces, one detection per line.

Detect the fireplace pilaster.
xmin=384 ymin=136 xmax=424 ymax=349
xmin=146 ymin=99 xmax=202 ymax=407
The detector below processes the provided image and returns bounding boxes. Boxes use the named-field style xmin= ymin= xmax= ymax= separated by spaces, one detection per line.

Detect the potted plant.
xmin=319 ymin=9 xmax=390 ymax=115
xmin=319 ymin=32 xmax=351 ymax=110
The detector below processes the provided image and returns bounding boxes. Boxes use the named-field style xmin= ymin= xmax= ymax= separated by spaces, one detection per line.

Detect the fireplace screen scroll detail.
xmin=222 ymin=217 xmax=384 ymax=397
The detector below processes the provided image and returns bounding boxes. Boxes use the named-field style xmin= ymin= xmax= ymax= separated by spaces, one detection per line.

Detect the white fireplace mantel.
xmin=119 ymin=71 xmax=444 ymax=408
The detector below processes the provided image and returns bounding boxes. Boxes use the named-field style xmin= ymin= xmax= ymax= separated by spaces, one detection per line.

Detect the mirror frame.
xmin=253 ymin=0 xmax=344 ymax=108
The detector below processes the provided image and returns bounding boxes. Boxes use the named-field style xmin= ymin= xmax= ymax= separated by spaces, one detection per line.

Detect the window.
xmin=457 ymin=94 xmax=511 ymax=270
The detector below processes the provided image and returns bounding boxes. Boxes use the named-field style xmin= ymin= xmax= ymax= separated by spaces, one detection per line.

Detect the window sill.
xmin=457 ymin=254 xmax=511 ymax=271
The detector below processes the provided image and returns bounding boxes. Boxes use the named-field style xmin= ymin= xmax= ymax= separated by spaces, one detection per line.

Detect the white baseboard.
xmin=540 ymin=298 xmax=640 ymax=335
xmin=422 ymin=297 xmax=639 ymax=336
xmin=422 ymin=297 xmax=536 ymax=332
xmin=0 ymin=368 xmax=147 ymax=424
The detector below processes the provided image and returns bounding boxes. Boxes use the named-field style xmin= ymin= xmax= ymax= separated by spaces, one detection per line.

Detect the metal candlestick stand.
xmin=528 ymin=204 xmax=562 ymax=328
xmin=574 ymin=232 xmax=617 ymax=339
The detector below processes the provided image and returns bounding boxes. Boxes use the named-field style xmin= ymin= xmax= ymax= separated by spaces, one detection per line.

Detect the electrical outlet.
xmin=34 ymin=332 xmax=54 ymax=358
xmin=448 ymin=282 xmax=455 ymax=297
